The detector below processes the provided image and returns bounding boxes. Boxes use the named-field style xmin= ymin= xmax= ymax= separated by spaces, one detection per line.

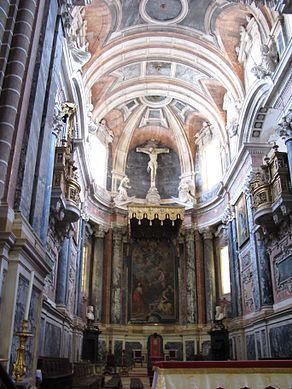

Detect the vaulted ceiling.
xmin=81 ymin=0 xmax=273 ymax=181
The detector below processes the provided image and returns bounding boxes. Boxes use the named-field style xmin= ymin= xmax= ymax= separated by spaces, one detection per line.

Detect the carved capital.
xmin=184 ymin=227 xmax=195 ymax=242
xmin=94 ymin=225 xmax=108 ymax=239
xmin=222 ymin=204 xmax=235 ymax=224
xmin=276 ymin=110 xmax=292 ymax=141
xmin=199 ymin=227 xmax=214 ymax=240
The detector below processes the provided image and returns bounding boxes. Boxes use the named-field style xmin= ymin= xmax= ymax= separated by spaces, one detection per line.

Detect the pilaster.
xmin=184 ymin=227 xmax=197 ymax=324
xmin=91 ymin=226 xmax=106 ymax=321
xmin=111 ymin=228 xmax=123 ymax=324
xmin=200 ymin=227 xmax=216 ymax=323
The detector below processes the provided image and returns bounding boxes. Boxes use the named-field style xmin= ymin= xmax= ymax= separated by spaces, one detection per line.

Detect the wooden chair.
xmin=132 ymin=349 xmax=143 ymax=367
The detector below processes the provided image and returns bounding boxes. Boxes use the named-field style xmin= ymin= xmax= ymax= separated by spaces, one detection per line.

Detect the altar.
xmin=151 ymin=360 xmax=292 ymax=389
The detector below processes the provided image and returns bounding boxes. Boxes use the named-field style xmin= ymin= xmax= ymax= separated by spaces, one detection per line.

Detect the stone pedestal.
xmin=82 ymin=327 xmax=101 ymax=362
xmin=209 ymin=326 xmax=229 ymax=360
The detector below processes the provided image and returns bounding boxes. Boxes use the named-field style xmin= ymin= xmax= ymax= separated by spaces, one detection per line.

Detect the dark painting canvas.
xmin=130 ymin=239 xmax=176 ymax=322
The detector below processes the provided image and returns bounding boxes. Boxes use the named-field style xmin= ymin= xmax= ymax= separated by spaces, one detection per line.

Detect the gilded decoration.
xmin=250 ymin=145 xmax=292 ymax=230
xmin=128 ymin=205 xmax=184 ymax=226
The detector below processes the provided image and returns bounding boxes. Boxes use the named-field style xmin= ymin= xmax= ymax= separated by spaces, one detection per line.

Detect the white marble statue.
xmin=215 ymin=305 xmax=224 ymax=321
xmin=87 ymin=104 xmax=98 ymax=134
xmin=136 ymin=144 xmax=169 ymax=187
xmin=223 ymin=92 xmax=241 ymax=137
xmin=178 ymin=179 xmax=196 ymax=204
xmin=98 ymin=118 xmax=114 ymax=144
xmin=66 ymin=8 xmax=91 ymax=70
xmin=114 ymin=175 xmax=135 ymax=206
xmin=251 ymin=40 xmax=278 ymax=79
xmin=86 ymin=305 xmax=95 ymax=323
xmin=118 ymin=176 xmax=131 ymax=201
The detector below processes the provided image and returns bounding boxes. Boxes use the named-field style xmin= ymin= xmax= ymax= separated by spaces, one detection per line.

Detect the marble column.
xmin=185 ymin=228 xmax=197 ymax=324
xmin=195 ymin=230 xmax=205 ymax=325
xmin=245 ymin=194 xmax=261 ymax=311
xmin=91 ymin=227 xmax=105 ymax=321
xmin=40 ymin=128 xmax=59 ymax=245
xmin=75 ymin=219 xmax=85 ymax=317
xmin=56 ymin=237 xmax=69 ymax=305
xmin=227 ymin=217 xmax=242 ymax=318
xmin=285 ymin=138 xmax=292 ymax=184
xmin=104 ymin=229 xmax=112 ymax=324
xmin=111 ymin=228 xmax=123 ymax=324
xmin=177 ymin=238 xmax=186 ymax=325
xmin=121 ymin=234 xmax=128 ymax=325
xmin=201 ymin=227 xmax=216 ymax=323
xmin=0 ymin=0 xmax=38 ymax=201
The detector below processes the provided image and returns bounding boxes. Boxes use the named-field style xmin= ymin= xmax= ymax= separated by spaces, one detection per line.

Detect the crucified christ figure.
xmin=136 ymin=144 xmax=169 ymax=187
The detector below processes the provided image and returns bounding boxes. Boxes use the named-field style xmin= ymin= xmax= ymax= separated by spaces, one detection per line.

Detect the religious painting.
xmin=235 ymin=194 xmax=249 ymax=247
xmin=129 ymin=240 xmax=176 ymax=323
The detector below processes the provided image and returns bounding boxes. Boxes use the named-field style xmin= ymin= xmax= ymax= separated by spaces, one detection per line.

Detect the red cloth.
xmin=150 ymin=337 xmax=162 ymax=358
xmin=154 ymin=360 xmax=292 ymax=369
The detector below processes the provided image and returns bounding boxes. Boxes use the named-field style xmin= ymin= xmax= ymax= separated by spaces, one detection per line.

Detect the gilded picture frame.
xmin=235 ymin=194 xmax=249 ymax=247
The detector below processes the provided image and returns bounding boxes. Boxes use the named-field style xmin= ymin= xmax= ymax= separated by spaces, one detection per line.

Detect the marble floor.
xmin=104 ymin=364 xmax=151 ymax=389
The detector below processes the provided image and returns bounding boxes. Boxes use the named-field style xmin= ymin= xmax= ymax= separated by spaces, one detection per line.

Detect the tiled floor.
xmin=104 ymin=364 xmax=151 ymax=389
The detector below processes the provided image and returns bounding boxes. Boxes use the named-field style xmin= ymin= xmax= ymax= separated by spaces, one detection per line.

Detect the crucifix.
xmin=136 ymin=143 xmax=169 ymax=188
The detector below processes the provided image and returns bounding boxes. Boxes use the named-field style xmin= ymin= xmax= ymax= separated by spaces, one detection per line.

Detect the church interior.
xmin=1 ymin=0 xmax=292 ymax=388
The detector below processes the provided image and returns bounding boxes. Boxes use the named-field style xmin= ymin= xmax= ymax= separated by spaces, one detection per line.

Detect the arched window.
xmin=220 ymin=245 xmax=231 ymax=295
xmin=202 ymin=138 xmax=222 ymax=191
xmin=88 ymin=135 xmax=107 ymax=187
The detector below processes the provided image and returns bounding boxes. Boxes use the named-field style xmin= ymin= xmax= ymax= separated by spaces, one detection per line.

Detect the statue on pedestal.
xmin=86 ymin=305 xmax=95 ymax=327
xmin=209 ymin=306 xmax=229 ymax=360
xmin=136 ymin=141 xmax=169 ymax=204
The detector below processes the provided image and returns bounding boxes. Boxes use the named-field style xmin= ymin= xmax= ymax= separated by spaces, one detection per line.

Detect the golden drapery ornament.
xmin=128 ymin=205 xmax=184 ymax=226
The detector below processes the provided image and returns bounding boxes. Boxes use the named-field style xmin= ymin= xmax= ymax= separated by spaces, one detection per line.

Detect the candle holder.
xmin=12 ymin=320 xmax=34 ymax=383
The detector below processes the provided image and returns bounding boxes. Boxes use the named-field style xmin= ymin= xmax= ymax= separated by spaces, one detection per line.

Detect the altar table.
xmin=151 ymin=360 xmax=292 ymax=389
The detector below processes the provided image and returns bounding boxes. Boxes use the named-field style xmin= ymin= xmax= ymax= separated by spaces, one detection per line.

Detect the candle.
xmin=24 ymin=271 xmax=35 ymax=321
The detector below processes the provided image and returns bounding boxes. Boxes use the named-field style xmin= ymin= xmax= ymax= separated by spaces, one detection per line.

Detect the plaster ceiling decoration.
xmin=140 ymin=0 xmax=189 ymax=25
xmin=81 ymin=0 xmax=281 ymax=204
xmin=139 ymin=107 xmax=169 ymax=128
xmin=141 ymin=95 xmax=172 ymax=108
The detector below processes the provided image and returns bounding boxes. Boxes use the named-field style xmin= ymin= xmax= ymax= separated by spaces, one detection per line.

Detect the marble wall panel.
xmin=114 ymin=340 xmax=123 ymax=366
xmin=261 ymin=329 xmax=267 ymax=358
xmin=185 ymin=340 xmax=195 ymax=360
xmin=256 ymin=331 xmax=261 ymax=359
xmin=270 ymin=323 xmax=292 ymax=358
xmin=241 ymin=267 xmax=255 ymax=315
xmin=246 ymin=334 xmax=256 ymax=360
xmin=165 ymin=341 xmax=183 ymax=360
xmin=125 ymin=341 xmax=142 ymax=364
xmin=202 ymin=341 xmax=211 ymax=360
xmin=43 ymin=322 xmax=61 ymax=357
xmin=98 ymin=340 xmax=107 ymax=362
